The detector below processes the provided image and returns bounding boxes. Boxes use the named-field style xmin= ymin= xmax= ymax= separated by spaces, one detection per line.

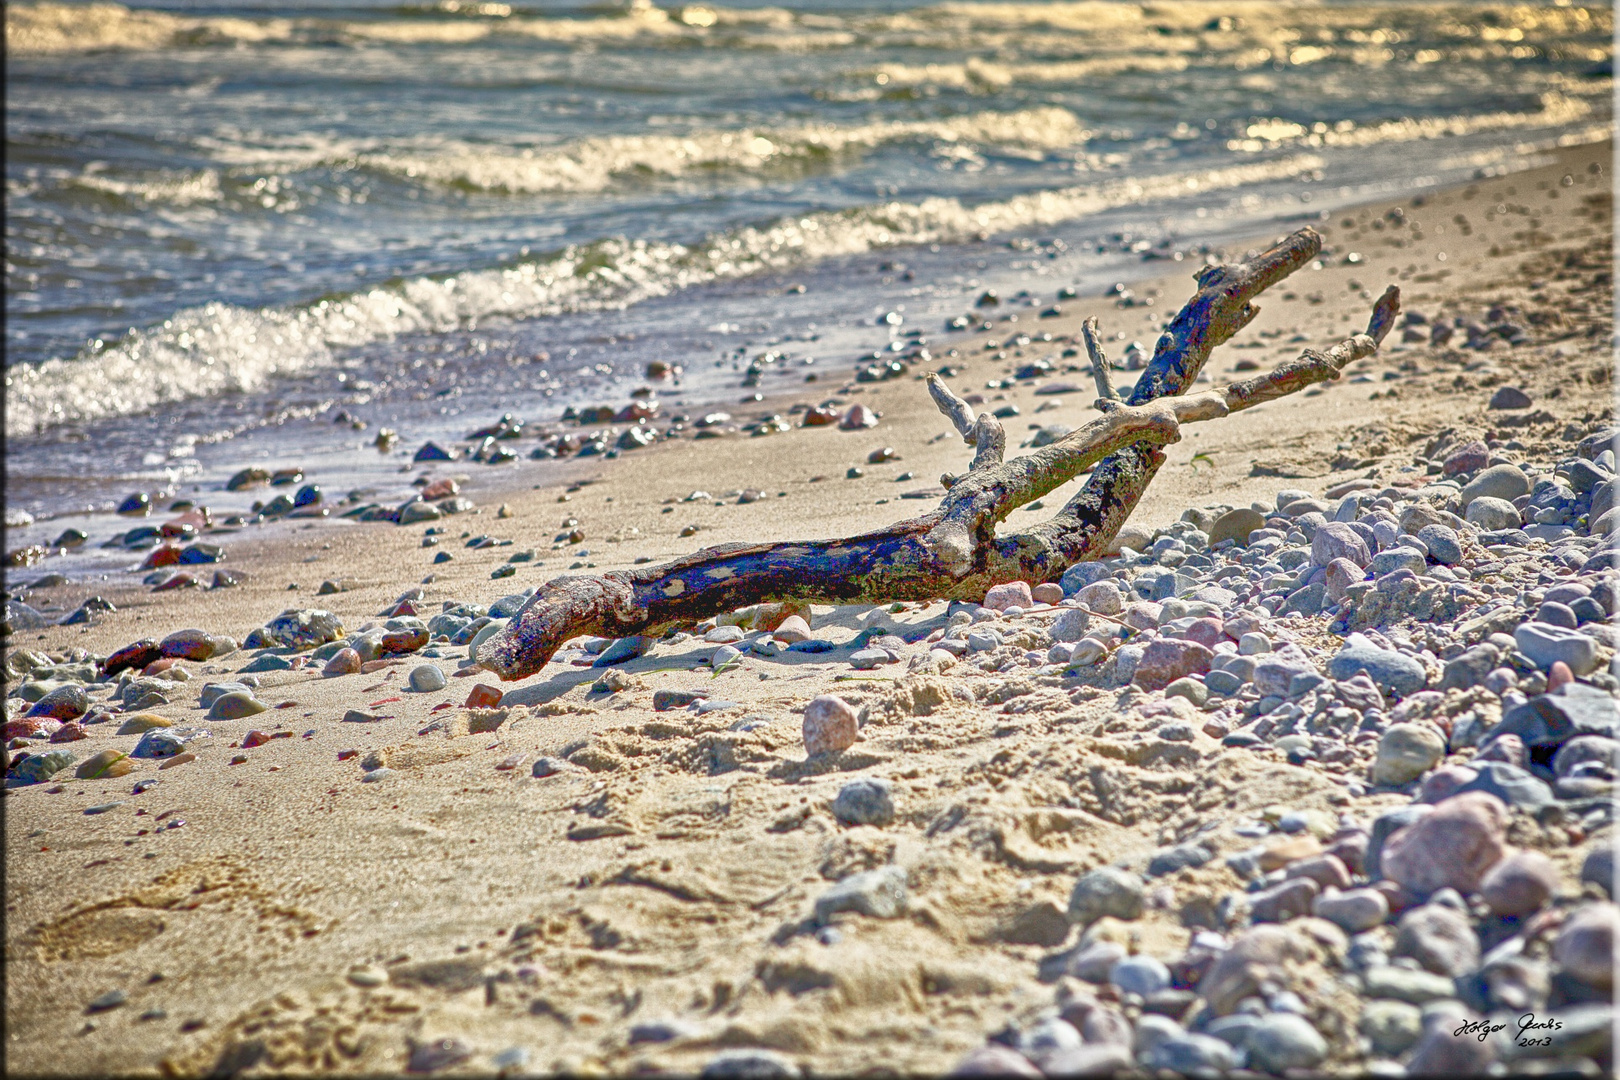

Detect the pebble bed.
xmin=5 ymin=403 xmax=1617 ymax=1078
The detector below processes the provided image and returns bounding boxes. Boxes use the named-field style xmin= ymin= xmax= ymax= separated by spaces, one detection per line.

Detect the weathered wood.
xmin=477 ymin=228 xmax=1399 ymax=680
xmin=1080 ymin=316 xmax=1120 ymax=404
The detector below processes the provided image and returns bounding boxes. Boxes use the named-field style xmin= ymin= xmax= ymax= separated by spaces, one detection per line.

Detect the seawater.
xmin=4 ymin=0 xmax=1612 ymax=529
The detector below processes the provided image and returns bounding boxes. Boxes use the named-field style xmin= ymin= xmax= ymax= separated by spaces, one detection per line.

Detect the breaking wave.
xmin=5 ymin=153 xmax=1320 ymax=437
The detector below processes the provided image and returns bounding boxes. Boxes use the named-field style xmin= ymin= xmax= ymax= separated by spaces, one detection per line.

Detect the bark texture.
xmin=478 ymin=227 xmax=1399 ymax=680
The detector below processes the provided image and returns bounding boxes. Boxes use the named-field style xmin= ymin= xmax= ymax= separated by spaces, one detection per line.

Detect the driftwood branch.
xmin=1080 ymin=316 xmax=1120 ymax=405
xmin=478 ymin=228 xmax=1399 ymax=680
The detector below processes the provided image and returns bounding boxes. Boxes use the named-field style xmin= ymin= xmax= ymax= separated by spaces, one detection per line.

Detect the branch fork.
xmin=478 ymin=227 xmax=1400 ymax=680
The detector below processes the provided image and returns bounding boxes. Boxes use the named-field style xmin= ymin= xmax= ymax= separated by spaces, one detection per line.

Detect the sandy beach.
xmin=4 ymin=136 xmax=1615 ymax=1077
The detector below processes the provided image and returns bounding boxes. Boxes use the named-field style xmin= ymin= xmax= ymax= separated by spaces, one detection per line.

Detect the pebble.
xmin=407 ymin=1038 xmax=472 ymax=1073
xmin=1372 ymin=723 xmax=1446 ymax=786
xmin=949 ymin=1045 xmax=1042 ymax=1077
xmin=832 ymin=777 xmax=895 ymax=827
xmin=839 ymin=403 xmax=879 ymax=430
xmin=1249 ymin=877 xmax=1319 ymax=923
xmin=9 ymin=749 xmax=76 ymax=783
xmin=1208 ymin=507 xmax=1265 ymax=546
xmin=1327 ymin=634 xmax=1426 ymax=698
xmin=1361 ymin=964 xmax=1457 ymax=1004
xmin=1459 ymin=463 xmax=1530 ymax=505
xmin=1312 ymin=522 xmax=1372 ymax=568
xmin=102 ymin=640 xmax=163 ymax=677
xmin=1048 ymin=606 xmax=1091 ymax=643
xmin=1554 ymin=903 xmax=1617 ymax=989
xmin=1514 ymin=621 xmax=1599 ymax=675
xmin=323 ymin=648 xmax=362 ymax=677
xmin=1393 ymin=902 xmax=1480 ymax=976
xmin=1132 ymin=639 xmax=1212 ymax=692
xmin=207 ymin=691 xmax=268 ymax=721
xmin=1489 ymin=385 xmax=1532 ymax=409
xmin=87 ymin=989 xmax=128 ymax=1013
xmin=1143 ymin=1033 xmax=1234 ymax=1075
xmin=1465 ymin=495 xmax=1521 ymax=531
xmin=1405 ymin=1004 xmax=1498 ymax=1075
xmin=1312 ymin=887 xmax=1388 ymax=933
xmin=1073 ymin=580 xmax=1122 ymax=615
xmin=463 ymin=684 xmax=503 ymax=708
xmin=1108 ymin=955 xmax=1170 ymax=997
xmin=1067 ymin=866 xmax=1144 ymax=927
xmin=1359 ymin=999 xmax=1423 ymax=1056
xmin=1479 ymin=849 xmax=1557 ymax=917
xmin=238 ymin=654 xmax=293 ymax=673
xmin=802 ymin=695 xmax=858 ymax=757
xmin=1415 ymin=523 xmax=1462 ymax=565
xmin=1162 ymin=678 xmax=1206 ymax=706
xmin=198 ymin=682 xmax=252 ymax=709
xmin=1015 ymin=1018 xmax=1081 ymax=1069
xmin=27 ymin=685 xmax=89 ymax=721
xmin=983 ymin=581 xmax=1033 ymax=611
xmin=1457 ymin=760 xmax=1553 ymax=811
xmin=132 ymin=726 xmax=207 ymax=760
xmin=158 ymin=628 xmax=215 ymax=660
xmin=773 ymin=615 xmax=813 ymax=644
xmin=75 ymin=749 xmax=133 ymax=780
xmin=1242 ymin=1013 xmax=1327 ymax=1073
xmin=1380 ymin=791 xmax=1508 ymax=895
xmin=701 ymin=1049 xmax=803 ymax=1080
xmin=263 ymin=608 xmax=345 ymax=649
xmin=1030 ymin=583 xmax=1064 ymax=605
xmin=346 ymin=964 xmax=389 ymax=988
xmin=1285 ymin=853 xmax=1350 ymax=890
xmin=409 ymin=665 xmax=447 ymax=692
xmin=813 ymin=865 xmax=907 ymax=922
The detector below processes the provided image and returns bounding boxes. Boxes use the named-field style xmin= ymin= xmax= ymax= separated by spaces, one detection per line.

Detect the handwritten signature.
xmin=1453 ymin=1014 xmax=1565 ymax=1043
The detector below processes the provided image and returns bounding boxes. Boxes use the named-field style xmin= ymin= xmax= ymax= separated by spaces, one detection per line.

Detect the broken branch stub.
xmin=477 ymin=228 xmax=1398 ymax=680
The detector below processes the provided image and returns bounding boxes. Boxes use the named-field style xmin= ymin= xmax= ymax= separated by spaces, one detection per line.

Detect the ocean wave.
xmin=1226 ymin=93 xmax=1596 ymax=154
xmin=354 ymin=106 xmax=1088 ymax=194
xmin=70 ymin=168 xmax=225 ymax=206
xmin=12 ymin=0 xmax=1611 ymax=59
xmin=5 ymin=153 xmax=1320 ymax=437
xmin=6 ymin=2 xmax=296 ymax=54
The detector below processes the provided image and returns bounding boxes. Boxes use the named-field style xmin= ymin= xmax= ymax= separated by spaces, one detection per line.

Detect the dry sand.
xmin=4 ymin=137 xmax=1613 ymax=1077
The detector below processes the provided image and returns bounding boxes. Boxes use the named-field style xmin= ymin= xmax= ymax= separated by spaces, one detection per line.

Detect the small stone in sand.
xmin=410 ymin=665 xmax=447 ymax=692
xmin=803 ymin=695 xmax=858 ymax=757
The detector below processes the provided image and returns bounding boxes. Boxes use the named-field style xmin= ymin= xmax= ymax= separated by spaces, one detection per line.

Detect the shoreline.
xmin=6 ymin=138 xmax=1611 ymax=656
xmin=3 ymin=136 xmax=1615 ymax=1078
xmin=2 ymin=126 xmax=1610 ymax=533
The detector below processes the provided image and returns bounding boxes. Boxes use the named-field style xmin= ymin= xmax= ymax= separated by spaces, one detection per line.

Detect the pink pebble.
xmin=1183 ymin=617 xmax=1225 ymax=649
xmin=1547 ymin=661 xmax=1574 ymax=692
xmin=1417 ymin=764 xmax=1479 ymax=804
xmin=49 ymin=721 xmax=88 ymax=743
xmin=983 ymin=581 xmax=1034 ymax=612
xmin=322 ymin=648 xmax=362 ymax=677
xmin=4 ymin=718 xmax=55 ymax=741
xmin=1030 ymin=583 xmax=1065 ymax=606
xmin=803 ymin=695 xmax=858 ymax=757
xmin=1133 ymin=639 xmax=1213 ymax=692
